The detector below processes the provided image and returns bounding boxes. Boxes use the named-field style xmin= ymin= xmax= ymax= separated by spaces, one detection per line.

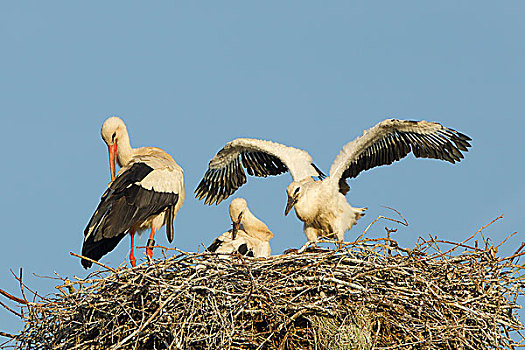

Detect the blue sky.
xmin=0 ymin=2 xmax=523 ymax=336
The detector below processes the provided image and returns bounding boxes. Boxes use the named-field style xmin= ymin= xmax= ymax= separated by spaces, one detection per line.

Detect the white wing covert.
xmin=195 ymin=138 xmax=325 ymax=205
xmin=117 ymin=150 xmax=184 ymax=242
xmin=329 ymin=119 xmax=472 ymax=193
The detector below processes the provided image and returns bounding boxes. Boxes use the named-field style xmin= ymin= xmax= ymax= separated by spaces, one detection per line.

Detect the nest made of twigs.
xmin=2 ymin=223 xmax=524 ymax=350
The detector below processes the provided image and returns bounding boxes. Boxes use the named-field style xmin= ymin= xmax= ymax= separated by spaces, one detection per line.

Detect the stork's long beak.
xmin=232 ymin=212 xmax=243 ymax=240
xmin=232 ymin=221 xmax=240 ymax=240
xmin=284 ymin=195 xmax=297 ymax=216
xmin=108 ymin=143 xmax=118 ymax=181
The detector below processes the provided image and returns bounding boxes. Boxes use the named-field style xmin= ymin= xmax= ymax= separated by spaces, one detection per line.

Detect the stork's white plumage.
xmin=196 ymin=119 xmax=471 ymax=243
xmin=207 ymin=198 xmax=273 ymax=257
xmin=82 ymin=117 xmax=185 ymax=268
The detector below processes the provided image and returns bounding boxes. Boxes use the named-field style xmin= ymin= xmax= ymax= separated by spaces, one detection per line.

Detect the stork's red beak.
xmin=108 ymin=143 xmax=117 ymax=181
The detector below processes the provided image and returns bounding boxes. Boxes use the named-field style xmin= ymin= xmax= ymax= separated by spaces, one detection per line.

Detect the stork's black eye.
xmin=294 ymin=187 xmax=300 ymax=195
xmin=112 ymin=132 xmax=116 ymax=141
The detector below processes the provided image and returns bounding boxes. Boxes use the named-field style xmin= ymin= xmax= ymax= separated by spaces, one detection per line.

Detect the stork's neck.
xmin=116 ymin=131 xmax=134 ymax=167
xmin=293 ymin=182 xmax=322 ymax=222
xmin=242 ymin=209 xmax=274 ymax=241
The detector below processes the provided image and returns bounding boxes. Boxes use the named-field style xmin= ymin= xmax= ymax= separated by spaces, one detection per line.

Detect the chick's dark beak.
xmin=232 ymin=212 xmax=243 ymax=240
xmin=284 ymin=195 xmax=297 ymax=216
xmin=232 ymin=222 xmax=240 ymax=240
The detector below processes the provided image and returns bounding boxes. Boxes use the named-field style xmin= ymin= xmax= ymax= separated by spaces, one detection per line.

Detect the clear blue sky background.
xmin=0 ymin=2 xmax=523 ymax=336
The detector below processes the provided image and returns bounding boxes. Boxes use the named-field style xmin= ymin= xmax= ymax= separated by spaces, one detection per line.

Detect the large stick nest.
xmin=1 ymin=221 xmax=524 ymax=349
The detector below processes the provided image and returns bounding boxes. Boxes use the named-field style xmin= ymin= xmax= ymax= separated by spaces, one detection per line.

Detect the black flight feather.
xmin=82 ymin=162 xmax=179 ymax=269
xmin=195 ymin=150 xmax=288 ymax=205
xmin=339 ymin=126 xmax=471 ymax=193
xmin=206 ymin=238 xmax=223 ymax=253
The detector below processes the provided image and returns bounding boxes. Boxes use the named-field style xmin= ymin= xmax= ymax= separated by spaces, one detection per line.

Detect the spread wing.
xmin=329 ymin=119 xmax=472 ymax=194
xmin=195 ymin=138 xmax=325 ymax=205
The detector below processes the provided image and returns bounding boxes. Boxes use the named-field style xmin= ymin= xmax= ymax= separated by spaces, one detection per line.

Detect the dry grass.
xmin=0 ymin=216 xmax=523 ymax=349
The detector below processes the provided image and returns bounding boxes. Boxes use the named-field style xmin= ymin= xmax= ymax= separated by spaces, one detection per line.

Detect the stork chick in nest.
xmin=207 ymin=198 xmax=273 ymax=257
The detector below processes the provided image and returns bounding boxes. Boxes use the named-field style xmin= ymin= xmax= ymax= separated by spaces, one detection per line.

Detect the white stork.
xmin=195 ymin=119 xmax=471 ymax=244
xmin=207 ymin=198 xmax=273 ymax=257
xmin=82 ymin=117 xmax=185 ymax=268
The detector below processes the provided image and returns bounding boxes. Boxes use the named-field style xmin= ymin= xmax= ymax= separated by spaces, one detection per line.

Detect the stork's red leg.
xmin=146 ymin=227 xmax=156 ymax=260
xmin=129 ymin=230 xmax=137 ymax=267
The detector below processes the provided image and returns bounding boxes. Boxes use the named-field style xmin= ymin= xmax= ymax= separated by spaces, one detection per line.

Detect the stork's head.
xmin=101 ymin=117 xmax=127 ymax=181
xmin=285 ymin=182 xmax=302 ymax=216
xmin=229 ymin=198 xmax=248 ymax=239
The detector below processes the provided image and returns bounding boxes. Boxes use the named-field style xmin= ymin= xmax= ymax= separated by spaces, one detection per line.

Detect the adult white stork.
xmin=82 ymin=117 xmax=185 ymax=268
xmin=195 ymin=119 xmax=471 ymax=243
xmin=207 ymin=198 xmax=273 ymax=257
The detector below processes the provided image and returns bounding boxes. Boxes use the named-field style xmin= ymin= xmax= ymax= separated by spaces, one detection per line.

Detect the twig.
xmin=0 ymin=289 xmax=28 ymax=305
xmin=428 ymin=215 xmax=503 ymax=259
xmin=0 ymin=299 xmax=23 ymax=318
xmin=69 ymin=252 xmax=117 ymax=273
xmin=356 ymin=206 xmax=409 ymax=242
xmin=0 ymin=331 xmax=17 ymax=339
xmin=495 ymin=231 xmax=518 ymax=250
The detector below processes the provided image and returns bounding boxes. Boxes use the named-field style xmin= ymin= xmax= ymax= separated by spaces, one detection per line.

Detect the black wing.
xmin=195 ymin=138 xmax=325 ymax=206
xmin=330 ymin=119 xmax=472 ymax=195
xmin=196 ymin=151 xmax=289 ymax=205
xmin=206 ymin=238 xmax=224 ymax=253
xmin=82 ymin=162 xmax=178 ymax=268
